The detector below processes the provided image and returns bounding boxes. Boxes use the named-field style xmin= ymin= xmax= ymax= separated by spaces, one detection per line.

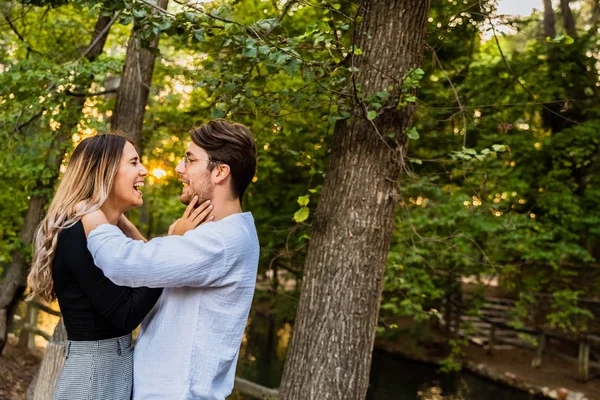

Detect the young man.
xmin=81 ymin=119 xmax=259 ymax=399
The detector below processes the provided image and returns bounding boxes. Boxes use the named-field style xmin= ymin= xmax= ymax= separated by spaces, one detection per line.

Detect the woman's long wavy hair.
xmin=28 ymin=133 xmax=129 ymax=304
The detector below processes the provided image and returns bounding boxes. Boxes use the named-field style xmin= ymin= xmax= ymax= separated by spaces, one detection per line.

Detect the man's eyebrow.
xmin=129 ymin=156 xmax=139 ymax=161
xmin=185 ymin=151 xmax=195 ymax=158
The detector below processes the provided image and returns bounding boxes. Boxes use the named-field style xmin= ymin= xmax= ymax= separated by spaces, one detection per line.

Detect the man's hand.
xmin=169 ymin=196 xmax=214 ymax=236
xmin=81 ymin=209 xmax=110 ymax=237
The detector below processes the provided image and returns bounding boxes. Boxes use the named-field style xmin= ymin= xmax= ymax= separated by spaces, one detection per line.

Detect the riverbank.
xmin=376 ymin=337 xmax=599 ymax=400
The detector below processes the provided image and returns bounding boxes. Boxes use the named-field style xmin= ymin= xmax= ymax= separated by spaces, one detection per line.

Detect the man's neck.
xmin=210 ymin=199 xmax=243 ymax=221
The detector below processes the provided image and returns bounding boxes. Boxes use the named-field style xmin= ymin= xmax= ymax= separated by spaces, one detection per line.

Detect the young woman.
xmin=27 ymin=133 xmax=210 ymax=400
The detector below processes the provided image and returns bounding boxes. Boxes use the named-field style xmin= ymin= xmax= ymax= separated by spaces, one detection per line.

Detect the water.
xmin=232 ymin=314 xmax=538 ymax=400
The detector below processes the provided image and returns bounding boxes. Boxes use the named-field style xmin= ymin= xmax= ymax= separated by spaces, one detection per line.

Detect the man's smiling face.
xmin=175 ymin=142 xmax=215 ymax=205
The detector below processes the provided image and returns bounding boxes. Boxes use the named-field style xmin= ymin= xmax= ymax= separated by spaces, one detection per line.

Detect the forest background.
xmin=1 ymin=0 xmax=600 ymax=398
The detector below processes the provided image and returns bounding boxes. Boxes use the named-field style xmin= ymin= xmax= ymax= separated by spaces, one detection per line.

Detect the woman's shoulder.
xmin=58 ymin=220 xmax=86 ymax=245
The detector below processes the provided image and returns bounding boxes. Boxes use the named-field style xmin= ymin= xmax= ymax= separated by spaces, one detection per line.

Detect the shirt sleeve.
xmin=63 ymin=225 xmax=163 ymax=332
xmin=87 ymin=224 xmax=227 ymax=288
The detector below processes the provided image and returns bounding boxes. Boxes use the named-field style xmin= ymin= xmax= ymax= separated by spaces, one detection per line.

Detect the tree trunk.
xmin=110 ymin=0 xmax=169 ymax=154
xmin=0 ymin=13 xmax=113 ymax=355
xmin=28 ymin=319 xmax=67 ymax=400
xmin=560 ymin=0 xmax=577 ymax=37
xmin=543 ymin=0 xmax=556 ymax=38
xmin=278 ymin=1 xmax=430 ymax=399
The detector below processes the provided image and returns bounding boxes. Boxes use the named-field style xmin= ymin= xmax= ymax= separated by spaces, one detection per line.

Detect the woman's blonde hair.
xmin=28 ymin=133 xmax=130 ymax=304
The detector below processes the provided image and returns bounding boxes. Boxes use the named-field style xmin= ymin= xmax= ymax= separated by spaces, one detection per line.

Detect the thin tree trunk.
xmin=29 ymin=319 xmax=67 ymax=400
xmin=560 ymin=0 xmax=577 ymax=37
xmin=591 ymin=0 xmax=600 ymax=27
xmin=111 ymin=0 xmax=169 ymax=154
xmin=279 ymin=1 xmax=431 ymax=398
xmin=543 ymin=0 xmax=556 ymax=38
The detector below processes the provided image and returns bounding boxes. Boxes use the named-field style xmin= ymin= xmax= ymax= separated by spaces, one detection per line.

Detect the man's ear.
xmin=213 ymin=164 xmax=230 ymax=184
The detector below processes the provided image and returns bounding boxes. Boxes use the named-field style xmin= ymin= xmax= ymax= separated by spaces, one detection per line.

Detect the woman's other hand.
xmin=118 ymin=214 xmax=147 ymax=241
xmin=169 ymin=196 xmax=214 ymax=236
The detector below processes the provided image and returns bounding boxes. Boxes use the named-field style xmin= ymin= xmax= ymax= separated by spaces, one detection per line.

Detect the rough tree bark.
xmin=111 ymin=0 xmax=169 ymax=154
xmin=28 ymin=320 xmax=67 ymax=400
xmin=0 ymin=13 xmax=113 ymax=354
xmin=278 ymin=1 xmax=431 ymax=399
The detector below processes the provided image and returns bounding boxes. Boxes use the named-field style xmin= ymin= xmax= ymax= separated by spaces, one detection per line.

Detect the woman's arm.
xmin=118 ymin=214 xmax=147 ymax=242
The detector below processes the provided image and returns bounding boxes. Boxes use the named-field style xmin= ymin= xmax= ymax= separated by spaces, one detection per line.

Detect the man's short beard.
xmin=180 ymin=186 xmax=212 ymax=206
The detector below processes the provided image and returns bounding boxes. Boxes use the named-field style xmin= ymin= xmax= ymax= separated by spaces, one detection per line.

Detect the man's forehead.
xmin=186 ymin=142 xmax=206 ymax=156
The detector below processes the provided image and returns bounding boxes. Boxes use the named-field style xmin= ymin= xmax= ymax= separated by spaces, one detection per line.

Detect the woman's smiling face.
xmin=108 ymin=141 xmax=148 ymax=212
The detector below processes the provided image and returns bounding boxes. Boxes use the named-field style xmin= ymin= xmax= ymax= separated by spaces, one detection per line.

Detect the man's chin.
xmin=180 ymin=194 xmax=191 ymax=205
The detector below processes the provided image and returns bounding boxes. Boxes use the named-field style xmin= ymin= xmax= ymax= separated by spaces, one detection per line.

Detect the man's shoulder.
xmin=194 ymin=213 xmax=258 ymax=247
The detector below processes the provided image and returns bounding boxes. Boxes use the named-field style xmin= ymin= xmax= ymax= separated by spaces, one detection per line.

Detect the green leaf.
xmin=243 ymin=46 xmax=257 ymax=58
xmin=406 ymin=127 xmax=419 ymax=140
xmin=132 ymin=8 xmax=147 ymax=18
xmin=271 ymin=102 xmax=281 ymax=114
xmin=297 ymin=195 xmax=310 ymax=206
xmin=193 ymin=28 xmax=205 ymax=42
xmin=409 ymin=158 xmax=423 ymax=165
xmin=294 ymin=207 xmax=310 ymax=223
xmin=367 ymin=110 xmax=377 ymax=120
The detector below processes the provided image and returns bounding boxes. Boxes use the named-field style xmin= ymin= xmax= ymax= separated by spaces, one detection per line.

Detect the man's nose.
xmin=175 ymin=160 xmax=185 ymax=174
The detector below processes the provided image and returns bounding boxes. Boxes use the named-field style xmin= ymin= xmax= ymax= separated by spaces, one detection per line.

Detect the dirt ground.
xmin=0 ymin=335 xmax=43 ymax=400
xmin=3 ymin=330 xmax=600 ymax=400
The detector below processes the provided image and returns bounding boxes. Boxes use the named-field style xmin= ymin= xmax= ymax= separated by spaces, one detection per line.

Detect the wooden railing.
xmin=449 ymin=298 xmax=600 ymax=383
xmin=12 ymin=300 xmax=60 ymax=347
xmin=12 ymin=300 xmax=280 ymax=399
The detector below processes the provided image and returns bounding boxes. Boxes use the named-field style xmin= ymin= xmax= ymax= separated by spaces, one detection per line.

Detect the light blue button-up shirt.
xmin=87 ymin=212 xmax=259 ymax=400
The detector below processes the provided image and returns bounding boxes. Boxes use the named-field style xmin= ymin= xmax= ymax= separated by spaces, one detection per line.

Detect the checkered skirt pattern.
xmin=53 ymin=334 xmax=133 ymax=400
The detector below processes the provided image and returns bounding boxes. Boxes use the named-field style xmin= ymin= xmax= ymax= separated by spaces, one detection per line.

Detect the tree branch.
xmin=77 ymin=10 xmax=122 ymax=62
xmin=3 ymin=15 xmax=42 ymax=55
xmin=265 ymin=0 xmax=299 ymax=36
xmin=65 ymin=89 xmax=118 ymax=97
xmin=12 ymin=110 xmax=44 ymax=134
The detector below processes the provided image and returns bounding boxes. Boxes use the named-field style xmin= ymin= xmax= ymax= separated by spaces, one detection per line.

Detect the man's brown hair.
xmin=190 ymin=119 xmax=257 ymax=199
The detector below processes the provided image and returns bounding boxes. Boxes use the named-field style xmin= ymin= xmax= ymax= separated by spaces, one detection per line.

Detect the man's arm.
xmin=85 ymin=223 xmax=226 ymax=288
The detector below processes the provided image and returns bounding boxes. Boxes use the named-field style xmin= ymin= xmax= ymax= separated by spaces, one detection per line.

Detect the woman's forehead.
xmin=123 ymin=141 xmax=138 ymax=158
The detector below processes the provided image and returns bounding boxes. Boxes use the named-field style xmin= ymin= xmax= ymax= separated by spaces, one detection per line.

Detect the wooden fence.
xmin=449 ymin=298 xmax=600 ymax=383
xmin=12 ymin=300 xmax=280 ymax=399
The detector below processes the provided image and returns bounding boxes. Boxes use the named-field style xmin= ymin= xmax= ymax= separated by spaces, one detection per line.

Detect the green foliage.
xmin=381 ymin=0 xmax=600 ymax=343
xmin=3 ymin=0 xmax=600 ymax=362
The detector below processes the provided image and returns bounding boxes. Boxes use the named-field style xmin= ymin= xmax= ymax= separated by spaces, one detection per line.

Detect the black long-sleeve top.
xmin=52 ymin=221 xmax=162 ymax=341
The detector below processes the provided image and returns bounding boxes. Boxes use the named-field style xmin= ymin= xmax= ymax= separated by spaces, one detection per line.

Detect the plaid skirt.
xmin=53 ymin=333 xmax=133 ymax=400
